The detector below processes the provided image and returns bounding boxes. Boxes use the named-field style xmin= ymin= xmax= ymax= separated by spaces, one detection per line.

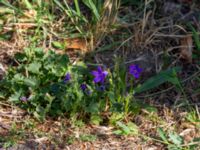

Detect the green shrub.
xmin=0 ymin=47 xmax=181 ymax=122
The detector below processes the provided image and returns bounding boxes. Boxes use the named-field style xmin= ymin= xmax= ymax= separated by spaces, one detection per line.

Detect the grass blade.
xmin=135 ymin=67 xmax=181 ymax=94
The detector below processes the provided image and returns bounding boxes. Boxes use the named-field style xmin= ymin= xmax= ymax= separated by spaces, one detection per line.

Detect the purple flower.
xmin=63 ymin=73 xmax=71 ymax=83
xmin=99 ymin=85 xmax=106 ymax=91
xmin=95 ymin=85 xmax=106 ymax=92
xmin=80 ymin=83 xmax=92 ymax=95
xmin=20 ymin=96 xmax=28 ymax=102
xmin=80 ymin=83 xmax=87 ymax=91
xmin=129 ymin=64 xmax=142 ymax=79
xmin=91 ymin=66 xmax=108 ymax=83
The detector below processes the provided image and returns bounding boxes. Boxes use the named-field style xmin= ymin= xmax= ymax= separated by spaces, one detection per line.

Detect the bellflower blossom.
xmin=129 ymin=64 xmax=142 ymax=79
xmin=91 ymin=66 xmax=108 ymax=83
xmin=80 ymin=83 xmax=92 ymax=95
xmin=20 ymin=96 xmax=28 ymax=102
xmin=80 ymin=83 xmax=87 ymax=91
xmin=63 ymin=73 xmax=71 ymax=83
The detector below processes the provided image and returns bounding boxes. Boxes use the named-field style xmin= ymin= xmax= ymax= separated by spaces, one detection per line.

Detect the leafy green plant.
xmin=0 ymin=47 xmax=96 ymax=121
xmin=1 ymin=48 xmax=136 ymax=122
xmin=135 ymin=67 xmax=182 ymax=94
xmin=186 ymin=110 xmax=200 ymax=128
xmin=0 ymin=122 xmax=26 ymax=149
xmin=79 ymin=134 xmax=97 ymax=142
xmin=66 ymin=135 xmax=76 ymax=145
xmin=0 ymin=47 xmax=184 ymax=123
xmin=157 ymin=128 xmax=200 ymax=150
xmin=113 ymin=121 xmax=138 ymax=136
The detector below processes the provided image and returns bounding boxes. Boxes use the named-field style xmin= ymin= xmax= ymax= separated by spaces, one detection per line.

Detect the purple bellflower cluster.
xmin=20 ymin=65 xmax=142 ymax=101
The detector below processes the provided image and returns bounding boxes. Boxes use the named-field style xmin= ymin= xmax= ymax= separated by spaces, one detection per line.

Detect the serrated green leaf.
xmin=13 ymin=74 xmax=24 ymax=81
xmin=8 ymin=92 xmax=21 ymax=102
xmin=169 ymin=132 xmax=183 ymax=146
xmin=24 ymin=78 xmax=39 ymax=88
xmin=27 ymin=62 xmax=41 ymax=74
xmin=90 ymin=115 xmax=102 ymax=125
xmin=109 ymin=113 xmax=124 ymax=124
xmin=127 ymin=122 xmax=138 ymax=135
xmin=116 ymin=121 xmax=130 ymax=135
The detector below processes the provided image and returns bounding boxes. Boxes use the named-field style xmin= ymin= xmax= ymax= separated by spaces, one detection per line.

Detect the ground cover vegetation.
xmin=0 ymin=0 xmax=200 ymax=149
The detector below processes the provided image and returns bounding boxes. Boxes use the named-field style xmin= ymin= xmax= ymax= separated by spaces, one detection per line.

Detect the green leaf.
xmin=24 ymin=78 xmax=39 ymax=88
xmin=35 ymin=105 xmax=46 ymax=121
xmin=113 ymin=130 xmax=123 ymax=135
xmin=90 ymin=114 xmax=102 ymax=125
xmin=127 ymin=122 xmax=138 ymax=135
xmin=167 ymin=145 xmax=181 ymax=150
xmin=0 ymin=0 xmax=19 ymax=11
xmin=169 ymin=132 xmax=183 ymax=146
xmin=135 ymin=67 xmax=181 ymax=93
xmin=74 ymin=0 xmax=81 ymax=16
xmin=116 ymin=121 xmax=130 ymax=135
xmin=82 ymin=0 xmax=100 ymax=21
xmin=80 ymin=134 xmax=96 ymax=142
xmin=8 ymin=92 xmax=21 ymax=102
xmin=189 ymin=24 xmax=200 ymax=51
xmin=14 ymin=53 xmax=27 ymax=62
xmin=24 ymin=0 xmax=33 ymax=10
xmin=27 ymin=62 xmax=41 ymax=74
xmin=13 ymin=74 xmax=24 ymax=82
xmin=0 ymin=92 xmax=5 ymax=99
xmin=114 ymin=122 xmax=138 ymax=136
xmin=52 ymin=41 xmax=65 ymax=50
xmin=58 ymin=54 xmax=69 ymax=67
xmin=109 ymin=112 xmax=124 ymax=124
xmin=108 ymin=92 xmax=115 ymax=103
xmin=143 ymin=105 xmax=158 ymax=113
xmin=86 ymin=102 xmax=99 ymax=113
xmin=157 ymin=128 xmax=168 ymax=143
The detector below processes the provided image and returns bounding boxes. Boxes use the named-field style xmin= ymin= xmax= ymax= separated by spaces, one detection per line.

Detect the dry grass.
xmin=0 ymin=102 xmax=199 ymax=149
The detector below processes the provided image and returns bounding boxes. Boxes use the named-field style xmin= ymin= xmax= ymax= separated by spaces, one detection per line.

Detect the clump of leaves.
xmin=0 ymin=47 xmax=96 ymax=121
xmin=113 ymin=121 xmax=138 ymax=136
xmin=0 ymin=47 xmax=183 ymax=123
xmin=157 ymin=128 xmax=200 ymax=150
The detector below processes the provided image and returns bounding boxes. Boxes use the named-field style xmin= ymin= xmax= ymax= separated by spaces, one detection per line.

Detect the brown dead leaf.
xmin=180 ymin=128 xmax=196 ymax=143
xmin=180 ymin=35 xmax=193 ymax=63
xmin=65 ymin=38 xmax=88 ymax=52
